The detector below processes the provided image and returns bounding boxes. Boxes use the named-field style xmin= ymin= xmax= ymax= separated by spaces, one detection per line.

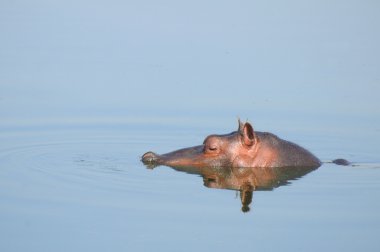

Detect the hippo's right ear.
xmin=239 ymin=122 xmax=256 ymax=146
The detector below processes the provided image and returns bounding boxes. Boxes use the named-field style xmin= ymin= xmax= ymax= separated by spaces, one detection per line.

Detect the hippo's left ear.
xmin=240 ymin=122 xmax=256 ymax=146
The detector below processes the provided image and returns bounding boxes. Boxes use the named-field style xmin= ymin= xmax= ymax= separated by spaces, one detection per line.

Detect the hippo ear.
xmin=237 ymin=118 xmax=245 ymax=132
xmin=240 ymin=122 xmax=256 ymax=146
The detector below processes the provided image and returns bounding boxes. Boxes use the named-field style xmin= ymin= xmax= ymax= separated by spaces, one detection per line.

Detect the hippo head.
xmin=141 ymin=120 xmax=258 ymax=168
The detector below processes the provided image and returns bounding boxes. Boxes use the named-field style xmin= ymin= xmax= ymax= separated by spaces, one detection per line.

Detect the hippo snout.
xmin=141 ymin=151 xmax=160 ymax=163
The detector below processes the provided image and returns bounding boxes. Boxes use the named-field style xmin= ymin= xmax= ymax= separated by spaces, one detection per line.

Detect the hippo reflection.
xmin=144 ymin=164 xmax=317 ymax=212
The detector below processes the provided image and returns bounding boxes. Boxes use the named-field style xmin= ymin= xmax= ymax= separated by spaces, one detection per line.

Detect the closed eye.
xmin=203 ymin=136 xmax=220 ymax=154
xmin=204 ymin=144 xmax=219 ymax=154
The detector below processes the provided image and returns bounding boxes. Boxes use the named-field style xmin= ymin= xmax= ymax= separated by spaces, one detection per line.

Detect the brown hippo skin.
xmin=142 ymin=120 xmax=322 ymax=169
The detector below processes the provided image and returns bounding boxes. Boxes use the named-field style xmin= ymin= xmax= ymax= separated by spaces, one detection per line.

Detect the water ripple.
xmin=0 ymin=140 xmax=147 ymax=193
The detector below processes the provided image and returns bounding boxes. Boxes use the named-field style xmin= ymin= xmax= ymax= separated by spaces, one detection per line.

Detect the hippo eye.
xmin=204 ymin=144 xmax=218 ymax=153
xmin=208 ymin=145 xmax=217 ymax=151
xmin=203 ymin=136 xmax=220 ymax=154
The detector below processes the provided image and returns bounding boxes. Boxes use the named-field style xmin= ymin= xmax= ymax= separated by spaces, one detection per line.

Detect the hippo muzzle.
xmin=141 ymin=145 xmax=225 ymax=168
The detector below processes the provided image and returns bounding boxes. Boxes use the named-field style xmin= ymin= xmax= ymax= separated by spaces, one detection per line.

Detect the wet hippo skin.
xmin=142 ymin=120 xmax=322 ymax=169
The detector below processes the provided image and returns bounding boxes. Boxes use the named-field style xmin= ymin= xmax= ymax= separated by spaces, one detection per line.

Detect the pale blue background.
xmin=1 ymin=0 xmax=379 ymax=120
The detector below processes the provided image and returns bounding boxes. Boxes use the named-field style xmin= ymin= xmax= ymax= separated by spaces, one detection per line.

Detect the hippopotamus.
xmin=142 ymin=120 xmax=323 ymax=168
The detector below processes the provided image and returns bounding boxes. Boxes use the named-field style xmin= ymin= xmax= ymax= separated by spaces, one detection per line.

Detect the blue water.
xmin=1 ymin=1 xmax=380 ymax=251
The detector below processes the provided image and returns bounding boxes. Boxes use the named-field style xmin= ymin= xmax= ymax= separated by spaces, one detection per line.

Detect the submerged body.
xmin=142 ymin=120 xmax=321 ymax=169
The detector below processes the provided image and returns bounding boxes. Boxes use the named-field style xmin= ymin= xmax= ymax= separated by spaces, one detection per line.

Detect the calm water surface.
xmin=1 ymin=0 xmax=380 ymax=251
xmin=0 ymin=115 xmax=379 ymax=251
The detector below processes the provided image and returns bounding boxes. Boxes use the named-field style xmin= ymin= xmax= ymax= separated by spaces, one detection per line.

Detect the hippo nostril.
xmin=141 ymin=151 xmax=159 ymax=163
